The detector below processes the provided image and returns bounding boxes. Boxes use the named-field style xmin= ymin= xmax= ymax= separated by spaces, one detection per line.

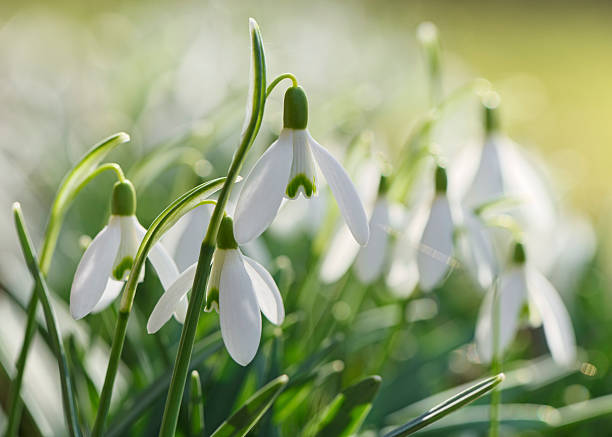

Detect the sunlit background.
xmin=2 ymin=1 xmax=612 ymax=436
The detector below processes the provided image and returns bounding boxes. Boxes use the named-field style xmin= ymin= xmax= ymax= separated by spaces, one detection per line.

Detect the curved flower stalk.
xmin=234 ymin=85 xmax=369 ymax=246
xmin=148 ymin=216 xmax=284 ymax=366
xmin=416 ymin=165 xmax=456 ymax=291
xmin=70 ymin=179 xmax=180 ymax=319
xmin=476 ymin=242 xmax=577 ymax=367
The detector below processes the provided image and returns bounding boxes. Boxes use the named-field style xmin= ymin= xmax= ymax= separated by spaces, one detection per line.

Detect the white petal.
xmin=319 ymin=224 xmax=360 ymax=284
xmin=243 ymin=255 xmax=284 ymax=325
xmin=526 ymin=266 xmax=576 ymax=367
xmin=70 ymin=218 xmax=121 ymax=319
xmin=308 ymin=132 xmax=369 ymax=245
xmin=148 ymin=241 xmax=180 ymax=290
xmin=234 ymin=130 xmax=293 ymax=244
xmin=91 ymin=279 xmax=124 ymax=314
xmin=172 ymin=296 xmax=189 ymax=324
xmin=147 ymin=263 xmax=197 ymax=333
xmin=161 ymin=203 xmax=213 ymax=271
xmin=476 ymin=268 xmax=527 ymax=363
xmin=355 ymin=199 xmax=390 ymax=284
xmin=463 ymin=135 xmax=504 ymax=208
xmin=417 ymin=195 xmax=454 ymax=291
xmin=219 ymin=250 xmax=262 ymax=366
xmin=457 ymin=209 xmax=497 ymax=290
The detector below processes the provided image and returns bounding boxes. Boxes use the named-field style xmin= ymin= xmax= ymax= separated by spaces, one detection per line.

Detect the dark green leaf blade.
xmin=383 ymin=373 xmax=505 ymax=437
xmin=210 ymin=374 xmax=289 ymax=437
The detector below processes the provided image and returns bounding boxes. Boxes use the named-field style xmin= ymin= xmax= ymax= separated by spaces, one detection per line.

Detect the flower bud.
xmin=111 ymin=180 xmax=136 ymax=216
xmin=283 ymin=86 xmax=308 ymax=129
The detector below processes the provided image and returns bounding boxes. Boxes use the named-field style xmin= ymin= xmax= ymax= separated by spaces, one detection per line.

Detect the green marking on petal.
xmin=286 ymin=174 xmax=316 ymax=199
xmin=113 ymin=256 xmax=134 ymax=281
xmin=205 ymin=287 xmax=219 ymax=312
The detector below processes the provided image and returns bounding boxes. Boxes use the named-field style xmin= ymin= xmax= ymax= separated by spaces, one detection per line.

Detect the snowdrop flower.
xmin=234 ymin=85 xmax=369 ymax=246
xmin=70 ymin=180 xmax=179 ymax=319
xmin=476 ymin=242 xmax=577 ymax=367
xmin=147 ymin=216 xmax=284 ymax=366
xmin=417 ymin=165 xmax=455 ymax=291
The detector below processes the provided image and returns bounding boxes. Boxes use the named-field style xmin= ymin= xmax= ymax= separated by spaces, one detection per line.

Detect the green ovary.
xmin=113 ymin=256 xmax=134 ymax=281
xmin=286 ymin=173 xmax=316 ymax=198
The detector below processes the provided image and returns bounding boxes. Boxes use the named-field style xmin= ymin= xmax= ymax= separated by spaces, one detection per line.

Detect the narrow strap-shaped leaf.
xmin=13 ymin=203 xmax=82 ymax=437
xmin=189 ymin=370 xmax=205 ymax=437
xmin=383 ymin=373 xmax=505 ymax=437
xmin=209 ymin=374 xmax=289 ymax=437
xmin=302 ymin=375 xmax=382 ymax=437
xmin=104 ymin=333 xmax=222 ymax=437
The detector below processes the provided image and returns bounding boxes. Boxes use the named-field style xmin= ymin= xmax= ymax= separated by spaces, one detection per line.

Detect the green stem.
xmin=13 ymin=204 xmax=82 ymax=437
xmin=266 ymin=73 xmax=298 ymax=98
xmin=158 ymin=19 xmax=267 ymax=437
xmin=90 ymin=310 xmax=129 ymax=437
xmin=489 ymin=281 xmax=502 ymax=437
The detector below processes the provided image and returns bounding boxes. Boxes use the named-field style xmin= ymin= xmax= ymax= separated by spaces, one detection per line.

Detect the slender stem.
xmin=489 ymin=281 xmax=501 ymax=437
xmin=266 ymin=73 xmax=298 ymax=97
xmin=158 ymin=21 xmax=267 ymax=437
xmin=91 ymin=311 xmax=129 ymax=437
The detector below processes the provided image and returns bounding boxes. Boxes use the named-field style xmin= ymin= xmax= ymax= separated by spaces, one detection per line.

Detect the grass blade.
xmin=383 ymin=373 xmax=504 ymax=437
xmin=12 ymin=203 xmax=82 ymax=437
xmin=209 ymin=375 xmax=289 ymax=437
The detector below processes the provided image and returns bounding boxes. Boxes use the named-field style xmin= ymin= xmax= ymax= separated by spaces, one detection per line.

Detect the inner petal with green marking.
xmin=113 ymin=256 xmax=134 ymax=281
xmin=286 ymin=129 xmax=317 ymax=199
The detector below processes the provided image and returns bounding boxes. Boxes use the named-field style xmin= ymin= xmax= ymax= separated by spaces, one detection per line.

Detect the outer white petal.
xmin=172 ymin=296 xmax=189 ymax=324
xmin=147 ymin=263 xmax=197 ymax=333
xmin=243 ymin=255 xmax=284 ymax=325
xmin=234 ymin=129 xmax=293 ymax=244
xmin=70 ymin=218 xmax=121 ymax=319
xmin=355 ymin=199 xmax=390 ymax=283
xmin=457 ymin=209 xmax=497 ymax=290
xmin=526 ymin=266 xmax=577 ymax=367
xmin=476 ymin=268 xmax=527 ymax=363
xmin=219 ymin=250 xmax=262 ymax=366
xmin=148 ymin=241 xmax=180 ymax=290
xmin=161 ymin=203 xmax=213 ymax=271
xmin=417 ymin=195 xmax=454 ymax=291
xmin=319 ymin=224 xmax=360 ymax=284
xmin=91 ymin=279 xmax=124 ymax=314
xmin=308 ymin=133 xmax=369 ymax=245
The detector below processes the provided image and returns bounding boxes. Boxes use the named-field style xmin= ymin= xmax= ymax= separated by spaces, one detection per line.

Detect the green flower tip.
xmin=111 ymin=180 xmax=136 ymax=216
xmin=217 ymin=216 xmax=238 ymax=249
xmin=286 ymin=174 xmax=316 ymax=198
xmin=512 ymin=241 xmax=526 ymax=265
xmin=205 ymin=287 xmax=219 ymax=312
xmin=482 ymin=91 xmax=501 ymax=134
xmin=283 ymin=86 xmax=308 ymax=129
xmin=435 ymin=165 xmax=448 ymax=193
xmin=378 ymin=174 xmax=390 ymax=195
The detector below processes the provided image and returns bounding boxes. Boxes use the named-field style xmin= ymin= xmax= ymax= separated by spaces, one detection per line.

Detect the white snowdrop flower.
xmin=476 ymin=242 xmax=577 ymax=367
xmin=417 ymin=165 xmax=455 ymax=291
xmin=354 ymin=197 xmax=392 ymax=283
xmin=147 ymin=216 xmax=284 ymax=366
xmin=234 ymin=86 xmax=369 ymax=246
xmin=70 ymin=180 xmax=179 ymax=319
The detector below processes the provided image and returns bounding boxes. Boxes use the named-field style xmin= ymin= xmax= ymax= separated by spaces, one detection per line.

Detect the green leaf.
xmin=12 ymin=203 xmax=82 ymax=437
xmin=210 ymin=374 xmax=289 ymax=437
xmin=383 ymin=373 xmax=505 ymax=437
xmin=303 ymin=375 xmax=382 ymax=437
xmin=51 ymin=132 xmax=129 ymax=221
xmin=189 ymin=370 xmax=205 ymax=437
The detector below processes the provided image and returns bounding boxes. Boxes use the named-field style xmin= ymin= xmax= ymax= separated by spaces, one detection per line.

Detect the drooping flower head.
xmin=70 ymin=180 xmax=179 ymax=319
xmin=147 ymin=216 xmax=284 ymax=366
xmin=476 ymin=242 xmax=577 ymax=367
xmin=234 ymin=85 xmax=369 ymax=246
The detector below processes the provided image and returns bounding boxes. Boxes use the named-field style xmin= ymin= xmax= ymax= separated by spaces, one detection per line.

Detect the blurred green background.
xmin=2 ymin=1 xmax=612 ymax=436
